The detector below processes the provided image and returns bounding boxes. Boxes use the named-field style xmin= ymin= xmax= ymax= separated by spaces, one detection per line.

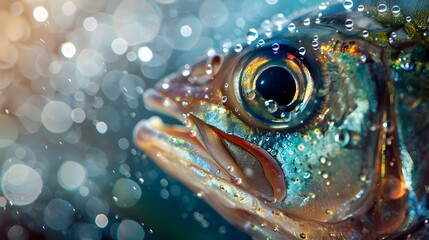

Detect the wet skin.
xmin=135 ymin=1 xmax=429 ymax=239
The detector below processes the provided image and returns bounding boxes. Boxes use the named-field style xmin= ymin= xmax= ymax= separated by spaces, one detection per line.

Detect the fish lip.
xmin=136 ymin=88 xmax=287 ymax=202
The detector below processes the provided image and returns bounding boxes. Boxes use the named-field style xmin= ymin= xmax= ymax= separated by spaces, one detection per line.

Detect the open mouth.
xmin=133 ymin=88 xmax=287 ymax=203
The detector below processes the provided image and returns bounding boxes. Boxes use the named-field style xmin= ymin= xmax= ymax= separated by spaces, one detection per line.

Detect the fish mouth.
xmin=134 ymin=89 xmax=287 ymax=203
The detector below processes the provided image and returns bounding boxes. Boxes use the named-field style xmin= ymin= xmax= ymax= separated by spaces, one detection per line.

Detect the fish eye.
xmin=233 ymin=40 xmax=321 ymax=129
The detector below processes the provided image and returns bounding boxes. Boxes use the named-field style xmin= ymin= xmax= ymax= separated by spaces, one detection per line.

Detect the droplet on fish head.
xmin=345 ymin=19 xmax=354 ymax=31
xmin=257 ymin=39 xmax=265 ymax=47
xmin=318 ymin=2 xmax=327 ymax=10
xmin=343 ymin=0 xmax=353 ymax=10
xmin=303 ymin=18 xmax=310 ymax=26
xmin=311 ymin=40 xmax=319 ymax=49
xmin=234 ymin=44 xmax=243 ymax=53
xmin=244 ymin=89 xmax=256 ymax=100
xmin=298 ymin=47 xmax=306 ymax=55
xmin=271 ymin=13 xmax=286 ymax=30
xmin=246 ymin=28 xmax=259 ymax=42
xmin=264 ymin=99 xmax=278 ymax=113
xmin=181 ymin=64 xmax=191 ymax=77
xmin=377 ymin=4 xmax=387 ymax=13
xmin=287 ymin=23 xmax=296 ymax=32
xmin=271 ymin=42 xmax=280 ymax=52
xmin=405 ymin=16 xmax=412 ymax=22
xmin=391 ymin=5 xmax=401 ymax=16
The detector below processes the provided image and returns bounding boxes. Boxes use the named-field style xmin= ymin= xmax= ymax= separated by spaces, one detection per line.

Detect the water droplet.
xmin=357 ymin=4 xmax=364 ymax=11
xmin=319 ymin=2 xmax=327 ymax=10
xmin=303 ymin=18 xmax=310 ymax=26
xmin=311 ymin=40 xmax=319 ymax=49
xmin=287 ymin=23 xmax=296 ymax=32
xmin=359 ymin=173 xmax=367 ymax=182
xmin=391 ymin=5 xmax=401 ymax=15
xmin=406 ymin=16 xmax=412 ymax=22
xmin=244 ymin=89 xmax=256 ymax=100
xmin=181 ymin=64 xmax=191 ymax=77
xmin=360 ymin=55 xmax=367 ymax=62
xmin=246 ymin=28 xmax=259 ymax=42
xmin=300 ymin=232 xmax=307 ymax=239
xmin=345 ymin=19 xmax=354 ymax=31
xmin=382 ymin=121 xmax=394 ymax=133
xmin=264 ymin=100 xmax=278 ymax=113
xmin=377 ymin=4 xmax=387 ymax=13
xmin=343 ymin=0 xmax=353 ymax=10
xmin=280 ymin=112 xmax=292 ymax=122
xmin=319 ymin=156 xmax=327 ymax=164
xmin=315 ymin=18 xmax=321 ymax=24
xmin=234 ymin=177 xmax=242 ymax=184
xmin=257 ymin=39 xmax=265 ymax=47
xmin=221 ymin=96 xmax=228 ymax=103
xmin=234 ymin=44 xmax=243 ymax=53
xmin=321 ymin=172 xmax=329 ymax=179
xmin=313 ymin=35 xmax=319 ymax=40
xmin=298 ymin=47 xmax=306 ymax=55
xmin=271 ymin=43 xmax=280 ymax=52
xmin=205 ymin=64 xmax=213 ymax=75
xmin=362 ymin=30 xmax=369 ymax=38
xmin=271 ymin=13 xmax=286 ymax=29
xmin=227 ymin=166 xmax=234 ymax=172
xmin=303 ymin=171 xmax=311 ymax=179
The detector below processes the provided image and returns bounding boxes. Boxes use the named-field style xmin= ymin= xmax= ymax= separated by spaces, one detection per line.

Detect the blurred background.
xmin=0 ymin=0 xmax=320 ymax=239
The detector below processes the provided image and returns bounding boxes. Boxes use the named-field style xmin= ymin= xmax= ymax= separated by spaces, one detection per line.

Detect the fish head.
xmin=134 ymin=3 xmax=416 ymax=239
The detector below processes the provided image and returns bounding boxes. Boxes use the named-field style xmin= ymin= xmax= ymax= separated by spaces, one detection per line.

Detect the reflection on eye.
xmin=233 ymin=41 xmax=321 ymax=129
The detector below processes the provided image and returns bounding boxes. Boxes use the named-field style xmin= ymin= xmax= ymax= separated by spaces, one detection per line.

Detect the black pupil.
xmin=256 ymin=66 xmax=297 ymax=106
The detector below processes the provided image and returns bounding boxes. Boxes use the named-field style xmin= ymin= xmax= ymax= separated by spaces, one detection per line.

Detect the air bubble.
xmin=377 ymin=4 xmax=387 ymax=13
xmin=246 ymin=28 xmax=259 ymax=42
xmin=264 ymin=100 xmax=278 ymax=113
xmin=343 ymin=0 xmax=353 ymax=10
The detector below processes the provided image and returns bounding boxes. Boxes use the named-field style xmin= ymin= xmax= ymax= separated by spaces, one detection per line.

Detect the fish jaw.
xmin=133 ymin=95 xmax=369 ymax=240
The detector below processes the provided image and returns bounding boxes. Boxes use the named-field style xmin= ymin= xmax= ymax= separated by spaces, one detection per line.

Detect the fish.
xmin=134 ymin=0 xmax=429 ymax=239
